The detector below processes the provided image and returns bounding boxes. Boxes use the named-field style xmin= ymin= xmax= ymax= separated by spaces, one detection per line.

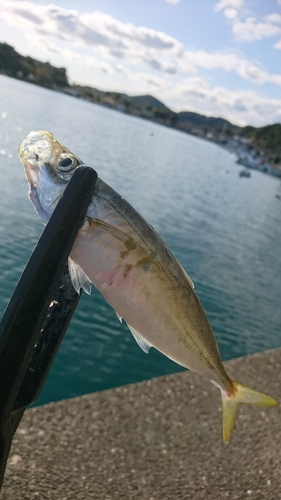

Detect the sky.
xmin=0 ymin=0 xmax=281 ymax=127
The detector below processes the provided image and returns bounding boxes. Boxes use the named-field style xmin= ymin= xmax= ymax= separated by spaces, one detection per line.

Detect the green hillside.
xmin=250 ymin=124 xmax=281 ymax=155
xmin=0 ymin=41 xmax=280 ymax=160
xmin=0 ymin=42 xmax=69 ymax=89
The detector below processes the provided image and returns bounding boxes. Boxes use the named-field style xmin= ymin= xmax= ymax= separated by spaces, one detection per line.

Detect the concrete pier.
xmin=1 ymin=348 xmax=280 ymax=499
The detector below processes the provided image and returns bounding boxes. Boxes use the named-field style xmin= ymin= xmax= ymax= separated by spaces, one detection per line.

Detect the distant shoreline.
xmin=1 ymin=42 xmax=281 ymax=179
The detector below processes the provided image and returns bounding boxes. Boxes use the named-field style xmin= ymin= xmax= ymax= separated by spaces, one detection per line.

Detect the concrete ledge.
xmin=2 ymin=349 xmax=281 ymax=499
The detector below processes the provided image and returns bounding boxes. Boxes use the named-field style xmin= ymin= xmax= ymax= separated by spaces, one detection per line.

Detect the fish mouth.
xmin=19 ymin=130 xmax=55 ymax=168
xmin=19 ymin=131 xmax=57 ymax=189
xmin=19 ymin=130 xmax=79 ymax=188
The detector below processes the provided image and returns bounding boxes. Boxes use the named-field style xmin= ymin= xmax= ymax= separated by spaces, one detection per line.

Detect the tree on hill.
xmin=251 ymin=124 xmax=281 ymax=155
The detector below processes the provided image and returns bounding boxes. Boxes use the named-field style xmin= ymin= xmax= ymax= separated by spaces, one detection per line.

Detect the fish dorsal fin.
xmin=68 ymin=257 xmax=92 ymax=294
xmin=126 ymin=323 xmax=152 ymax=353
xmin=176 ymin=259 xmax=194 ymax=289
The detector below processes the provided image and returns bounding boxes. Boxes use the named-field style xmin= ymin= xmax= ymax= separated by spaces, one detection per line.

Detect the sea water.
xmin=0 ymin=75 xmax=280 ymax=406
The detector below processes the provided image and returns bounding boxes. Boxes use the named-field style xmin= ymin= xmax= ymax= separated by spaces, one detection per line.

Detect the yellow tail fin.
xmin=222 ymin=381 xmax=278 ymax=444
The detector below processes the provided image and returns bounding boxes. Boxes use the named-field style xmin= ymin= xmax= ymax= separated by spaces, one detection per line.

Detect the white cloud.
xmin=224 ymin=8 xmax=238 ymax=19
xmin=274 ymin=39 xmax=281 ymax=49
xmin=235 ymin=60 xmax=281 ymax=85
xmin=164 ymin=80 xmax=281 ymax=126
xmin=215 ymin=1 xmax=281 ymax=43
xmin=0 ymin=2 xmax=185 ymax=75
xmin=233 ymin=16 xmax=281 ymax=40
xmin=265 ymin=13 xmax=281 ymax=24
xmin=180 ymin=49 xmax=281 ymax=85
xmin=215 ymin=0 xmax=244 ymax=12
xmin=1 ymin=0 xmax=281 ymax=126
xmin=133 ymin=72 xmax=169 ymax=91
xmin=1 ymin=0 xmax=281 ymax=89
xmin=164 ymin=0 xmax=181 ymax=4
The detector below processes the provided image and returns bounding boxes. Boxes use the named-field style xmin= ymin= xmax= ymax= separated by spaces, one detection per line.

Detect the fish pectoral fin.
xmin=126 ymin=323 xmax=152 ymax=354
xmin=221 ymin=380 xmax=278 ymax=444
xmin=68 ymin=257 xmax=92 ymax=295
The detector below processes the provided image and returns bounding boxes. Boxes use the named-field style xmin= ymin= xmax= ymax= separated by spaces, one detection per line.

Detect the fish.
xmin=19 ymin=130 xmax=278 ymax=443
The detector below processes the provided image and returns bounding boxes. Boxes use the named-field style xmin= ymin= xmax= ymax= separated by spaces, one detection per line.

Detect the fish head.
xmin=19 ymin=130 xmax=83 ymax=222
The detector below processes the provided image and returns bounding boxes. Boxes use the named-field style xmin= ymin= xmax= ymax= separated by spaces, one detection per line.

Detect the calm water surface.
xmin=0 ymin=75 xmax=280 ymax=405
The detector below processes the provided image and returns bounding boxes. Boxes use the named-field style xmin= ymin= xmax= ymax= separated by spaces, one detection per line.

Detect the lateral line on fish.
xmin=93 ymin=191 xmax=151 ymax=254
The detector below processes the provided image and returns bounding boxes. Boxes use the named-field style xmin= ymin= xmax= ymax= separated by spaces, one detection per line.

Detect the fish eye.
xmin=57 ymin=154 xmax=78 ymax=172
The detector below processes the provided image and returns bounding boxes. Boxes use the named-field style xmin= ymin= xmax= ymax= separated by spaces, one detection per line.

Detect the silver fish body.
xmin=19 ymin=131 xmax=278 ymax=443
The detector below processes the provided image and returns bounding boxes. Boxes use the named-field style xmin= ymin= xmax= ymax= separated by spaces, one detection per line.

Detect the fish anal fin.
xmin=68 ymin=257 xmax=92 ymax=294
xmin=126 ymin=323 xmax=152 ymax=353
xmin=116 ymin=311 xmax=123 ymax=323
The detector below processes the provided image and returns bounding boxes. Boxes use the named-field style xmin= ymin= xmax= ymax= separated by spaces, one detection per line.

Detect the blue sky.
xmin=0 ymin=0 xmax=281 ymax=126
